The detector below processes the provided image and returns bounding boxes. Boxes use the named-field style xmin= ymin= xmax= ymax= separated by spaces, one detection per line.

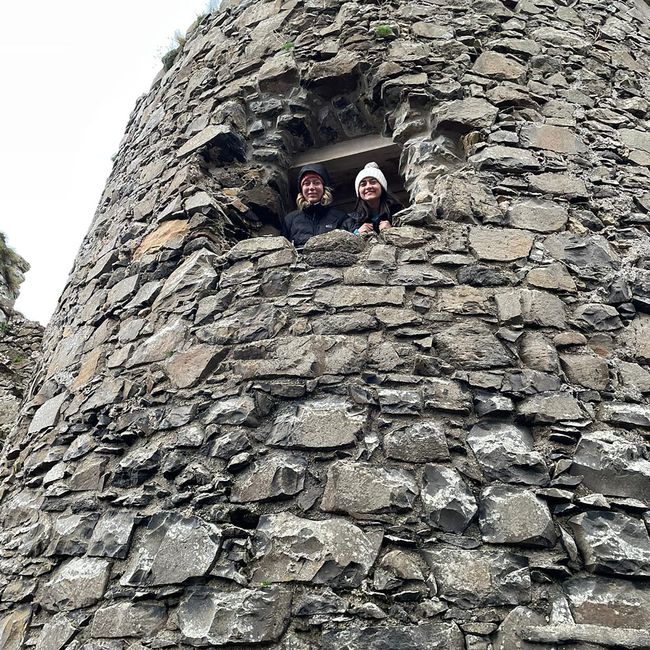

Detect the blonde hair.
xmin=296 ymin=187 xmax=334 ymax=210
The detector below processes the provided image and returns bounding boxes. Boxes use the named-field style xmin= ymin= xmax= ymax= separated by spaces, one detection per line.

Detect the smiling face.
xmin=358 ymin=177 xmax=382 ymax=208
xmin=300 ymin=173 xmax=325 ymax=204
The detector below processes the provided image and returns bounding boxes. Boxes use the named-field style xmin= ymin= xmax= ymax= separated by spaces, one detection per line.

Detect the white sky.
xmin=0 ymin=1 xmax=213 ymax=325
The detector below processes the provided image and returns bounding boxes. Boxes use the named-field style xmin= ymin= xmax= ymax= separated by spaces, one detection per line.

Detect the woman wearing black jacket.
xmin=351 ymin=162 xmax=402 ymax=235
xmin=281 ymin=163 xmax=354 ymax=248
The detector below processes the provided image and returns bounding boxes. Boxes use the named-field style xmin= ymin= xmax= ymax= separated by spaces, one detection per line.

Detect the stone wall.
xmin=0 ymin=234 xmax=43 ymax=445
xmin=0 ymin=233 xmax=28 ymax=319
xmin=0 ymin=0 xmax=649 ymax=648
xmin=0 ymin=312 xmax=43 ymax=446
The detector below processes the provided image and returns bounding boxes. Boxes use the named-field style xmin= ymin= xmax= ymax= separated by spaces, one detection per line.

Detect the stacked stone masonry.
xmin=0 ymin=234 xmax=43 ymax=446
xmin=0 ymin=311 xmax=43 ymax=446
xmin=1 ymin=0 xmax=650 ymax=648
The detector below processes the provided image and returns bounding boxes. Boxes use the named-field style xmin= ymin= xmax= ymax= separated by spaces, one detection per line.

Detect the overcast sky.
xmin=0 ymin=1 xmax=213 ymax=324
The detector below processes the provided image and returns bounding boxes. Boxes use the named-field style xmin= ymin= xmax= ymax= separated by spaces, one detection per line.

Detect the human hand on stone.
xmin=358 ymin=223 xmax=374 ymax=235
xmin=378 ymin=220 xmax=391 ymax=232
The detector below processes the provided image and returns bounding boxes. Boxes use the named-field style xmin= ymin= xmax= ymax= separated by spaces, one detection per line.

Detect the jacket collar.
xmin=304 ymin=202 xmax=327 ymax=217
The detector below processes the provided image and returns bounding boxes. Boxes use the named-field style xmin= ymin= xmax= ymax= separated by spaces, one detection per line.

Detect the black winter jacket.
xmin=281 ymin=203 xmax=355 ymax=248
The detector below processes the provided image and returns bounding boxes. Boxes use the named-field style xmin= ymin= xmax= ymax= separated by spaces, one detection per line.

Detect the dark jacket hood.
xmin=298 ymin=163 xmax=332 ymax=188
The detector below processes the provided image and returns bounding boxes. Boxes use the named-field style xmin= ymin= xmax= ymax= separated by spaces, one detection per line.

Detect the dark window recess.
xmin=289 ymin=135 xmax=405 ymax=213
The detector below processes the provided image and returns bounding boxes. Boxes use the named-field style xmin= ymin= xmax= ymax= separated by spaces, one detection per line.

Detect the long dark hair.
xmin=354 ymin=188 xmax=402 ymax=227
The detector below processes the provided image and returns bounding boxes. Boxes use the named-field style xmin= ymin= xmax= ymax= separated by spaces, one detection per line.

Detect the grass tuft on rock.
xmin=374 ymin=24 xmax=395 ymax=39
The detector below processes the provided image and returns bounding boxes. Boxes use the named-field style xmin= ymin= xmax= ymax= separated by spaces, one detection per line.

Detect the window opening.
xmin=289 ymin=134 xmax=406 ymax=213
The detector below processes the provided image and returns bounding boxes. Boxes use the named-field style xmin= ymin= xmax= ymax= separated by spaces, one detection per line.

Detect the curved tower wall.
xmin=1 ymin=0 xmax=650 ymax=647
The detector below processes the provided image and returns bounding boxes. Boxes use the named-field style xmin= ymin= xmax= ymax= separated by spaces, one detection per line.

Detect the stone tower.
xmin=1 ymin=0 xmax=649 ymax=647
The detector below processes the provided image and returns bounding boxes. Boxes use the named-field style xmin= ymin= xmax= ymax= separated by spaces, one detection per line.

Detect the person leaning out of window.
xmin=280 ymin=163 xmax=355 ymax=248
xmin=352 ymin=162 xmax=402 ymax=235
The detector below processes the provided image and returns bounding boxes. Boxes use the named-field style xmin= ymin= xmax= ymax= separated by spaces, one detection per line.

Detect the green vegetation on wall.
xmin=162 ymin=0 xmax=222 ymax=70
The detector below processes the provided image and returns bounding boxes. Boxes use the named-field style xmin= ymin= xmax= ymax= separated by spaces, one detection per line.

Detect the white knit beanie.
xmin=355 ymin=162 xmax=387 ymax=196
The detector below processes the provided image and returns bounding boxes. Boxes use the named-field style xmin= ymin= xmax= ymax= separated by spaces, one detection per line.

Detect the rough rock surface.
xmin=322 ymin=621 xmax=464 ymax=649
xmin=0 ymin=0 xmax=649 ymax=648
xmin=252 ymin=512 xmax=382 ymax=587
xmin=0 ymin=234 xmax=43 ymax=443
xmin=570 ymin=511 xmax=650 ymax=577
xmin=478 ymin=484 xmax=556 ymax=547
xmin=423 ymin=546 xmax=531 ymax=608
xmin=421 ymin=464 xmax=477 ymax=532
xmin=178 ymin=586 xmax=291 ymax=646
xmin=571 ymin=430 xmax=650 ymax=501
xmin=467 ymin=422 xmax=549 ymax=485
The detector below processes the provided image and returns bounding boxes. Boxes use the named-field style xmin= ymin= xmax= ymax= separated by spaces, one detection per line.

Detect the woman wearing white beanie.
xmin=352 ymin=162 xmax=402 ymax=235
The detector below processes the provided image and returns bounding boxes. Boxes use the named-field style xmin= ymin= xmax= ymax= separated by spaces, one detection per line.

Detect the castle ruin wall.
xmin=1 ymin=0 xmax=650 ymax=647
